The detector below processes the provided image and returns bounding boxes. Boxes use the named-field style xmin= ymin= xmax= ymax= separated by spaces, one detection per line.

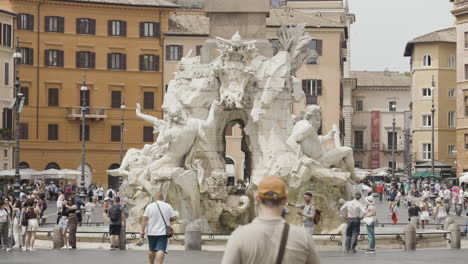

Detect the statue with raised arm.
xmin=107 ymin=101 xmax=220 ymax=194
xmin=287 ymin=105 xmax=359 ymax=183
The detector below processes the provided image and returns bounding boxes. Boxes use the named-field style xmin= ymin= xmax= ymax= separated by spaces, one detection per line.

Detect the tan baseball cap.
xmin=258 ymin=176 xmax=287 ymax=200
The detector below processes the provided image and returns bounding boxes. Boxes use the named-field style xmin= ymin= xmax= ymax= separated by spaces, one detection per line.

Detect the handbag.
xmin=21 ymin=209 xmax=29 ymax=227
xmin=276 ymin=223 xmax=289 ymax=264
xmin=362 ymin=216 xmax=374 ymax=226
xmin=155 ymin=201 xmax=174 ymax=238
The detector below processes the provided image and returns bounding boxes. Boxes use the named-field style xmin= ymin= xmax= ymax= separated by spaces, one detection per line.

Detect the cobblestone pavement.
xmin=2 ymin=248 xmax=468 ymax=264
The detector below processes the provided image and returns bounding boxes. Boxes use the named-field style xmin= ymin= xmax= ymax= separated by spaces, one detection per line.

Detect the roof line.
xmin=0 ymin=9 xmax=17 ymax=16
xmin=50 ymin=0 xmax=178 ymax=8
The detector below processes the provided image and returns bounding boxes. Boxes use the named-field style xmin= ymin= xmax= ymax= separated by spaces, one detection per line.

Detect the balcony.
xmin=382 ymin=144 xmax=403 ymax=154
xmin=305 ymin=95 xmax=318 ymax=105
xmin=66 ymin=107 xmax=107 ymax=120
xmin=0 ymin=128 xmax=13 ymax=141
xmin=352 ymin=144 xmax=367 ymax=152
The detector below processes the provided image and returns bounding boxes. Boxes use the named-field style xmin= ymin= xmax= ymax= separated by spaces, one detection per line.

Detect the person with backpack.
xmin=107 ymin=196 xmax=126 ymax=250
xmin=287 ymin=191 xmax=317 ymax=237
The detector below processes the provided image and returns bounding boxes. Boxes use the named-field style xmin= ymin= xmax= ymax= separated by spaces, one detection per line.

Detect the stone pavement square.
xmin=2 ymin=249 xmax=468 ymax=264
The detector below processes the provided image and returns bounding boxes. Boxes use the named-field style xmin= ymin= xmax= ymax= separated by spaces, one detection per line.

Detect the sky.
xmin=348 ymin=0 xmax=454 ymax=72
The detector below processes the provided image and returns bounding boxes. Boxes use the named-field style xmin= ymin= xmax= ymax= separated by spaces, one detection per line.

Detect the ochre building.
xmin=0 ymin=0 xmax=176 ymax=188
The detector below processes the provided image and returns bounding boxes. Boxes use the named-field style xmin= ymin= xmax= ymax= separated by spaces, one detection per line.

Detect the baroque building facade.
xmin=404 ymin=27 xmax=457 ymax=173
xmin=0 ymin=0 xmax=176 ymax=188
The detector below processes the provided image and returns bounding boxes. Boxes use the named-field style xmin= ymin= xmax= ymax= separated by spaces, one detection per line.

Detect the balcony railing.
xmin=66 ymin=107 xmax=107 ymax=120
xmin=352 ymin=144 xmax=367 ymax=152
xmin=305 ymin=95 xmax=318 ymax=105
xmin=382 ymin=144 xmax=403 ymax=153
xmin=0 ymin=130 xmax=13 ymax=141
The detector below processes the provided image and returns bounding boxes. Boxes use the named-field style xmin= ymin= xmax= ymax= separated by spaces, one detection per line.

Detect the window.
xmin=307 ymin=39 xmax=322 ymax=64
xmin=45 ymin=16 xmax=64 ymax=33
xmin=111 ymin=126 xmax=121 ymax=142
xmin=3 ymin=150 xmax=7 ymax=157
xmin=143 ymin=126 xmax=154 ymax=142
xmin=448 ymin=111 xmax=456 ymax=127
xmin=423 ymin=54 xmax=432 ymax=67
xmin=2 ymin=109 xmax=12 ymax=129
xmin=354 ymin=161 xmax=362 ymax=168
xmin=465 ymin=96 xmax=468 ymax=116
xmin=449 ymin=88 xmax=456 ymax=97
xmin=143 ymin=92 xmax=154 ymax=110
xmin=465 ymin=134 xmax=468 ymax=149
xmin=389 ymin=101 xmax=396 ymax=111
xmin=80 ymin=89 xmax=90 ymax=107
xmin=4 ymin=62 xmax=9 ymax=85
xmin=465 ymin=65 xmax=468 ymax=80
xmin=19 ymin=123 xmax=28 ymax=140
xmin=449 ymin=55 xmax=455 ymax=67
xmin=166 ymin=45 xmax=183 ymax=61
xmin=422 ymin=115 xmax=432 ymax=127
xmin=196 ymin=45 xmax=202 ymax=56
xmin=354 ymin=131 xmax=364 ymax=150
xmin=465 ymin=32 xmax=468 ymax=48
xmin=2 ymin=24 xmax=12 ymax=47
xmin=45 ymin=49 xmax=64 ymax=67
xmin=448 ymin=145 xmax=455 ymax=156
xmin=355 ymin=100 xmax=363 ymax=112
xmin=76 ymin=51 xmax=95 ymax=69
xmin=20 ymin=87 xmax=29 ymax=105
xmin=20 ymin=48 xmax=34 ymax=65
xmin=302 ymin=79 xmax=322 ymax=104
xmin=48 ymin=88 xmax=59 ymax=107
xmin=79 ymin=125 xmax=90 ymax=141
xmin=139 ymin=54 xmax=159 ymax=71
xmin=140 ymin=22 xmax=160 ymax=38
xmin=111 ymin=91 xmax=122 ymax=109
xmin=76 ymin=18 xmax=96 ymax=35
xmin=422 ymin=143 xmax=431 ymax=160
xmin=107 ymin=53 xmax=126 ymax=70
xmin=108 ymin=20 xmax=126 ymax=36
xmin=388 ymin=161 xmax=396 ymax=169
xmin=17 ymin=14 xmax=34 ymax=31
xmin=422 ymin=88 xmax=432 ymax=97
xmin=48 ymin=124 xmax=58 ymax=140
xmin=270 ymin=39 xmax=279 ymax=55
xmin=387 ymin=131 xmax=397 ymax=150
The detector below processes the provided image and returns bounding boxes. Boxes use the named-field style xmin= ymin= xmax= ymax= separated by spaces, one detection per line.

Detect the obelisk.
xmin=201 ymin=0 xmax=273 ymax=63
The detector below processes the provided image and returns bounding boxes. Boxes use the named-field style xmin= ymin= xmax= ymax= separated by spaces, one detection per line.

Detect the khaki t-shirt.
xmin=221 ymin=216 xmax=320 ymax=264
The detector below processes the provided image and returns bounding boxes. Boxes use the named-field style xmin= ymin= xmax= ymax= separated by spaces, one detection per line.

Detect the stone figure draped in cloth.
xmin=287 ymin=105 xmax=359 ymax=183
xmin=108 ymin=101 xmax=220 ymax=195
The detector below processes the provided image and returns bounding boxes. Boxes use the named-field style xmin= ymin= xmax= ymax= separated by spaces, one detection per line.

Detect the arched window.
xmin=18 ymin=162 xmax=30 ymax=169
xmin=423 ymin=54 xmax=432 ymax=67
xmin=45 ymin=162 xmax=60 ymax=170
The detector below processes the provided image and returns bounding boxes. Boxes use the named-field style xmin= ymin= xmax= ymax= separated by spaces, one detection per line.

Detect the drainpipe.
xmin=160 ymin=9 xmax=165 ymax=120
xmin=36 ymin=0 xmax=45 ymax=139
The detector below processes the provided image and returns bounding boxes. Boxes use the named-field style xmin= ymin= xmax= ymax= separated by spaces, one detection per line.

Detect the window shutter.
xmin=90 ymin=52 xmax=96 ymax=69
xmin=317 ymin=40 xmax=323 ymax=56
xmin=29 ymin=48 xmax=34 ymax=65
xmin=139 ymin=22 xmax=144 ymax=37
xmin=28 ymin=14 xmax=34 ymax=31
xmin=58 ymin=50 xmax=64 ymax=67
xmin=0 ymin=23 xmax=2 ymax=46
xmin=178 ymin=45 xmax=183 ymax=60
xmin=121 ymin=21 xmax=126 ymax=36
xmin=44 ymin=50 xmax=49 ymax=66
xmin=59 ymin=17 xmax=64 ymax=33
xmin=90 ymin=19 xmax=96 ymax=35
xmin=302 ymin=79 xmax=307 ymax=93
xmin=154 ymin=23 xmax=160 ymax=38
xmin=139 ymin=54 xmax=144 ymax=71
xmin=154 ymin=55 xmax=159 ymax=71
xmin=76 ymin=51 xmax=80 ymax=68
xmin=107 ymin=53 xmax=112 ymax=69
xmin=165 ymin=45 xmax=170 ymax=60
xmin=76 ymin=18 xmax=80 ymax=33
xmin=16 ymin=15 xmax=21 ymax=29
xmin=108 ymin=20 xmax=112 ymax=36
xmin=45 ymin=16 xmax=50 ymax=32
xmin=122 ymin=54 xmax=126 ymax=70
xmin=317 ymin=80 xmax=322 ymax=96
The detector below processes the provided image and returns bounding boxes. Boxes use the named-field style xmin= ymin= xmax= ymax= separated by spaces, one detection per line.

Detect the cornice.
xmin=11 ymin=0 xmax=176 ymax=12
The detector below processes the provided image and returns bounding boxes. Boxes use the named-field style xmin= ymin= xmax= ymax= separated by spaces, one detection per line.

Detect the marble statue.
xmin=116 ymin=24 xmax=358 ymax=233
xmin=287 ymin=105 xmax=359 ymax=183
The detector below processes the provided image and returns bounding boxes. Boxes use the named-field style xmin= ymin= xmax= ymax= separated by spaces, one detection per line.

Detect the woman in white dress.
xmin=420 ymin=199 xmax=431 ymax=229
xmin=434 ymin=198 xmax=447 ymax=229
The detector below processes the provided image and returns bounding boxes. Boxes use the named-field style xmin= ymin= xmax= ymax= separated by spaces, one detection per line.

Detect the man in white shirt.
xmin=84 ymin=198 xmax=96 ymax=225
xmin=141 ymin=192 xmax=177 ymax=264
xmin=340 ymin=192 xmax=366 ymax=253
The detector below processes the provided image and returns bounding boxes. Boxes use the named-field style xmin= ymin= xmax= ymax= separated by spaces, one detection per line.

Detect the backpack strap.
xmin=275 ymin=223 xmax=289 ymax=264
xmin=155 ymin=201 xmax=169 ymax=229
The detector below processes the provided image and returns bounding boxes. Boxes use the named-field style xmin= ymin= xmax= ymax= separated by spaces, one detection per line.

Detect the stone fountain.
xmin=108 ymin=0 xmax=359 ymax=234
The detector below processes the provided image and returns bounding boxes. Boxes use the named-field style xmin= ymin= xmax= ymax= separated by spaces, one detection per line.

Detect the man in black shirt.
xmin=408 ymin=201 xmax=421 ymax=229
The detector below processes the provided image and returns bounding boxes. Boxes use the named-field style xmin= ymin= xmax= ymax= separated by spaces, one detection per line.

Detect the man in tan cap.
xmin=222 ymin=176 xmax=320 ymax=264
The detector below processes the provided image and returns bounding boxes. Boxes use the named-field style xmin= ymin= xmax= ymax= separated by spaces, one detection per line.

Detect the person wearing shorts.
xmin=141 ymin=192 xmax=177 ymax=264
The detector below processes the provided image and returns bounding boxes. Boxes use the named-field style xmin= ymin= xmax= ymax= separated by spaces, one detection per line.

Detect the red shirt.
xmin=377 ymin=185 xmax=383 ymax=193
